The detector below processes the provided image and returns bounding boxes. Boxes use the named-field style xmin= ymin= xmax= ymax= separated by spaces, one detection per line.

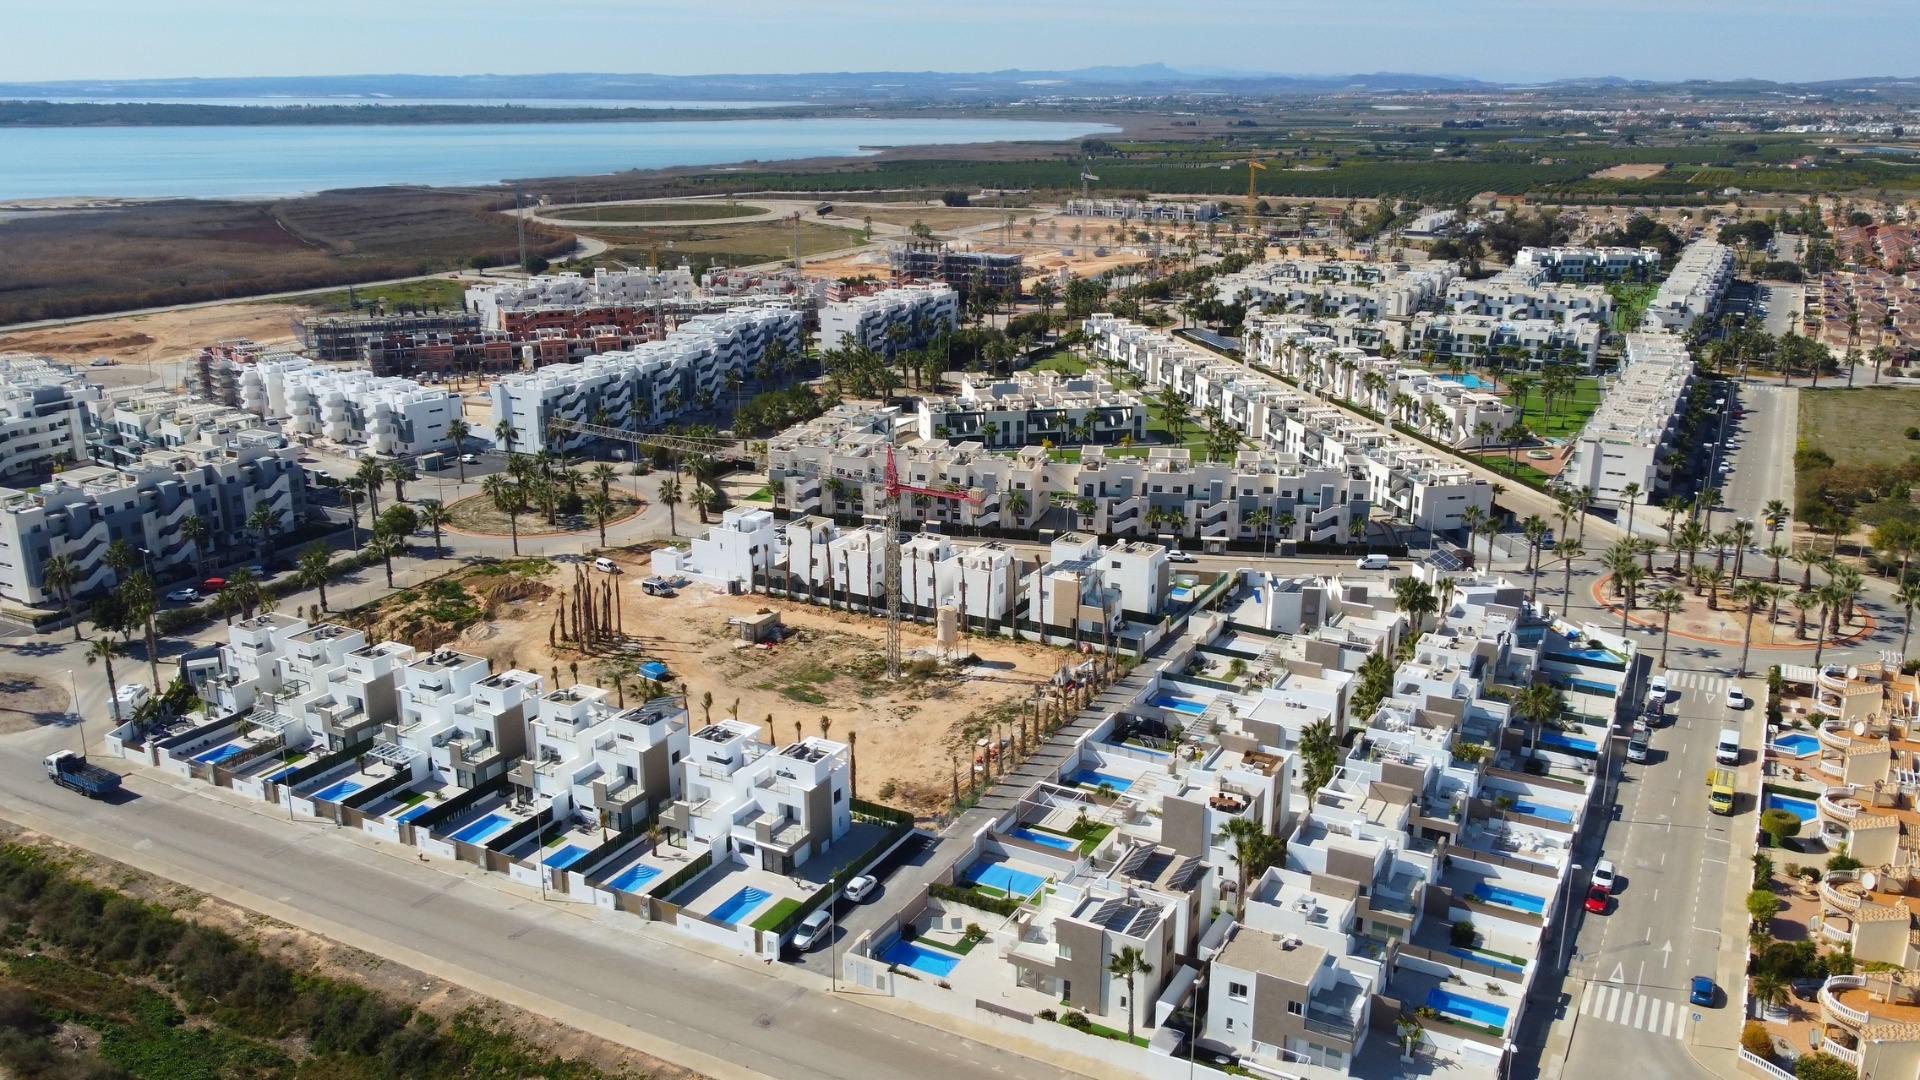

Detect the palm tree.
xmin=482 ymin=475 xmax=524 ymax=556
xmin=43 ymin=553 xmax=80 ymax=641
xmin=1247 ymin=507 xmax=1273 ymax=554
xmin=85 ymin=637 xmax=119 ymax=732
xmin=1812 ymin=582 xmax=1848 ymax=670
xmin=1674 ymin=520 xmax=1707 ymax=574
xmin=340 ymin=477 xmax=367 ymax=549
xmin=1521 ymin=516 xmax=1549 ymax=599
xmin=418 ymin=500 xmax=450 ymax=557
xmin=1700 ymin=566 xmax=1726 ymax=610
xmin=386 ymin=460 xmax=415 ymax=505
xmin=1763 ymin=499 xmax=1789 ymax=551
xmin=589 ymin=462 xmax=619 ymax=502
xmin=1790 ymin=590 xmax=1817 ymax=641
xmin=245 ymin=502 xmax=281 ymax=562
xmin=587 ymin=491 xmax=614 ymax=547
xmin=1107 ymin=946 xmax=1155 ymax=1044
xmin=659 ymin=475 xmax=683 ymax=536
xmin=1648 ymin=588 xmax=1685 ymax=667
xmin=1555 ymin=539 xmax=1585 ymax=616
xmin=1898 ymin=579 xmax=1920 ymax=659
xmin=1618 ymin=481 xmax=1642 ymax=539
xmin=1299 ymin=717 xmax=1339 ymax=797
xmin=494 ymin=418 xmax=517 ymax=457
xmin=1513 ymin=681 xmax=1565 ymax=746
xmin=1728 ymin=519 xmax=1756 ymax=582
xmin=1216 ymin=817 xmax=1282 ymax=920
xmin=118 ymin=571 xmax=161 ymax=693
xmin=179 ymin=515 xmax=210 ymax=578
xmin=369 ymin=531 xmax=403 ymax=588
xmin=447 ymin=419 xmax=471 ymax=480
xmin=354 ymin=457 xmax=386 ymax=518
xmin=297 ymin=547 xmax=333 ymax=611
xmin=1732 ymin=580 xmax=1774 ymax=677
xmin=1789 ymin=547 xmax=1823 ymax=593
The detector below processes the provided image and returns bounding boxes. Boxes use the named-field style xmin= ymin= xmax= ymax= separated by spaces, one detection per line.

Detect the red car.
xmin=1584 ymin=885 xmax=1610 ymax=914
xmin=201 ymin=577 xmax=227 ymax=592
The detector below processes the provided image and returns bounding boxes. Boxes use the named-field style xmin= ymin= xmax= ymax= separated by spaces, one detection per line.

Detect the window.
xmin=1227 ymin=981 xmax=1249 ymax=1002
xmin=833 ymin=789 xmax=843 ymax=803
xmin=1224 ymin=1017 xmax=1235 ymax=1032
xmin=1058 ymin=944 xmax=1072 ymax=961
xmin=1288 ymin=1001 xmax=1304 ymax=1016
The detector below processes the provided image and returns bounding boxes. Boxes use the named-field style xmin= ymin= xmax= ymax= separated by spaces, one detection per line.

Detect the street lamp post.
xmin=65 ymin=668 xmax=83 ymax=755
xmin=1558 ymin=861 xmax=1586 ymax=971
xmin=525 ymin=713 xmax=547 ymax=900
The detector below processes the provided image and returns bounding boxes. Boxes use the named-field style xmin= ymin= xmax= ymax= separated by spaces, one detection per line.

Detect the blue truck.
xmin=44 ymin=750 xmax=121 ymax=799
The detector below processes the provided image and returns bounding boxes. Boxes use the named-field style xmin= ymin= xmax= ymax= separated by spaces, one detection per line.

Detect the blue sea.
xmin=0 ymin=117 xmax=1119 ymax=200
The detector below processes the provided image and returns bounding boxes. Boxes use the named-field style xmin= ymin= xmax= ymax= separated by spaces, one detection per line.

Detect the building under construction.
xmin=296 ymin=311 xmax=481 ymax=362
xmin=888 ymin=242 xmax=1024 ymax=298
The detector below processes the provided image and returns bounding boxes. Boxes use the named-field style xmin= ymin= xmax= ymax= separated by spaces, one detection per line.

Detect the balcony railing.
xmin=1303 ymin=1009 xmax=1361 ymax=1042
xmin=1819 ymin=787 xmax=1862 ymax=822
xmin=1818 ymin=724 xmax=1851 ymax=750
xmin=1819 ymin=1036 xmax=1862 ymax=1069
xmin=1820 ymin=975 xmax=1870 ymax=1028
xmin=1820 ymin=873 xmax=1864 ymax=914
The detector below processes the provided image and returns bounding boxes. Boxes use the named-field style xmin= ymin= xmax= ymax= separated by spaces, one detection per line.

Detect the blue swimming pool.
xmin=1510 ymin=800 xmax=1575 ymax=824
xmin=1764 ymin=792 xmax=1818 ymax=823
xmin=1550 ymin=645 xmax=1625 ymax=665
xmin=964 ymin=860 xmax=1045 ymax=898
xmin=1168 ymin=586 xmax=1195 ymax=603
xmin=542 ymin=844 xmax=589 ymax=871
xmin=1436 ymin=373 xmax=1488 ymax=390
xmin=194 ymin=744 xmax=245 ymax=765
xmin=708 ymin=886 xmax=773 ymax=926
xmin=265 ymin=765 xmax=299 ymax=783
xmin=881 ymin=938 xmax=960 ymax=977
xmin=1474 ymin=882 xmax=1546 ymax=914
xmin=1564 ymin=678 xmax=1619 ymax=697
xmin=606 ymin=864 xmax=660 ymax=893
xmin=1538 ymin=730 xmax=1598 ymax=755
xmin=1771 ymin=733 xmax=1820 ymax=758
xmin=1150 ymin=693 xmax=1208 ymax=716
xmin=1008 ymin=826 xmax=1079 ymax=853
xmin=1067 ymin=768 xmax=1135 ymax=792
xmin=1426 ymin=987 xmax=1510 ymax=1030
xmin=1448 ymin=948 xmax=1525 ymax=974
xmin=448 ymin=812 xmax=513 ymax=845
xmin=397 ymin=803 xmax=434 ymax=824
xmin=312 ymin=779 xmax=363 ymax=804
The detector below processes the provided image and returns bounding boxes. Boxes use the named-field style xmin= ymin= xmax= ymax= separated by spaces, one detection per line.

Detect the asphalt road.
xmin=1716 ymin=383 xmax=1796 ymax=530
xmin=0 ymin=715 xmax=1083 ymax=1080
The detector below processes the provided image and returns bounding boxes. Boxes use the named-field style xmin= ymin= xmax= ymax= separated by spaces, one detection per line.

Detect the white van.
xmin=1354 ymin=554 xmax=1392 ymax=571
xmin=1714 ymin=728 xmax=1741 ymax=766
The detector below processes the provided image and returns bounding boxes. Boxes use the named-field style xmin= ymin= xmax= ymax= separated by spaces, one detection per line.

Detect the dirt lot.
xmin=1589 ymin=163 xmax=1669 ymax=181
xmin=2 ymin=824 xmax=693 ymax=1079
xmin=360 ymin=552 xmax=1072 ymax=817
xmin=0 ymin=672 xmax=70 ymax=735
xmin=0 ymin=301 xmax=303 ymax=368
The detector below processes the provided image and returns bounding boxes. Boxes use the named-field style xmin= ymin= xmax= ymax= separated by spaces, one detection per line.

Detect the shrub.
xmin=1062 ymin=1011 xmax=1092 ymax=1031
xmin=1037 ymin=1008 xmax=1057 ymax=1021
xmin=1760 ymin=808 xmax=1802 ymax=846
xmin=1827 ymin=853 xmax=1863 ymax=873
xmin=1747 ymin=889 xmax=1782 ymax=924
xmin=1752 ymin=853 xmax=1774 ymax=888
xmin=1450 ymin=920 xmax=1478 ymax=948
xmin=1794 ymin=1052 xmax=1857 ymax=1080
xmin=1741 ymin=1021 xmax=1774 ymax=1057
xmin=1795 ymin=865 xmax=1821 ymax=882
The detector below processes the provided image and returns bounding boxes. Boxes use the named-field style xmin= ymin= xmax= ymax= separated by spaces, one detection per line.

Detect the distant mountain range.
xmin=1 ymin=66 xmax=1913 ymax=103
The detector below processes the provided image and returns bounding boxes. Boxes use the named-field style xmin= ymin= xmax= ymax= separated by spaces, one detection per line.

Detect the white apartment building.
xmin=1643 ymin=239 xmax=1734 ymax=332
xmin=1065 ymin=198 xmax=1219 ymax=222
xmin=92 ymin=390 xmax=283 ymax=466
xmin=282 ymin=638 xmax=416 ymax=752
xmin=1407 ymin=312 xmax=1602 ymax=369
xmin=241 ymin=358 xmax=461 ymax=456
xmin=1560 ymin=331 xmax=1697 ymax=502
xmin=0 ymin=439 xmax=306 ymax=606
xmin=394 ymin=650 xmax=540 ymax=791
xmin=210 ymin=613 xmax=314 ymax=717
xmin=510 ymin=686 xmax=688 ymax=833
xmin=490 ymin=307 xmax=804 ymax=454
xmin=1213 ymin=260 xmax=1454 ymax=321
xmin=916 ymin=371 xmax=1145 ymax=448
xmin=933 ymin=540 xmax=1020 ymax=624
xmin=656 ymin=506 xmax=780 ymax=591
xmin=1445 ymin=267 xmax=1614 ymax=326
xmin=1512 ymin=245 xmax=1660 ymax=283
xmin=1024 ymin=533 xmax=1126 ymax=638
xmin=661 ymin=718 xmax=852 ymax=873
xmin=816 ymin=284 xmax=959 ymax=354
xmin=0 ymin=355 xmax=100 ymax=482
xmin=465 ymin=267 xmax=698 ymax=329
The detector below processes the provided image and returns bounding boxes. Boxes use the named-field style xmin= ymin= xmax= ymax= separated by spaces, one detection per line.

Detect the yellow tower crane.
xmin=1246 ymin=159 xmax=1266 ymax=237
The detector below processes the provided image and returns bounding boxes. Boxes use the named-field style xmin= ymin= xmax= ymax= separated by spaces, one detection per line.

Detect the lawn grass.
xmin=1607 ymin=282 xmax=1658 ymax=333
xmin=296 ymin=276 xmax=469 ymax=313
xmin=548 ymin=201 xmax=762 ymax=223
xmin=750 ymin=898 xmax=804 ymax=933
xmin=1798 ymin=387 xmax=1920 ymax=468
xmin=741 ymin=485 xmax=772 ymax=503
xmin=1514 ymin=376 xmax=1604 ymax=440
xmin=1029 ymin=350 xmax=1089 ymax=376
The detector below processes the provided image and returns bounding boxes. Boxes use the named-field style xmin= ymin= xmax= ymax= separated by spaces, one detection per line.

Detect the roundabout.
xmin=517 ymin=197 xmax=793 ymax=229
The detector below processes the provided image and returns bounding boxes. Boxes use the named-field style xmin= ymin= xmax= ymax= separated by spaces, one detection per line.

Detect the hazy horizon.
xmin=9 ymin=0 xmax=1913 ymax=86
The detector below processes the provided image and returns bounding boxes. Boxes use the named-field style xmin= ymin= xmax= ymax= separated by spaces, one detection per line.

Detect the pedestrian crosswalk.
xmin=1579 ymin=982 xmax=1687 ymax=1039
xmin=1664 ymin=670 xmax=1729 ymax=696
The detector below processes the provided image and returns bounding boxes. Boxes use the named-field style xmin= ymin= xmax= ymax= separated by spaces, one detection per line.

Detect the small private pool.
xmin=962 ymin=860 xmax=1045 ymax=899
xmin=605 ymin=864 xmax=660 ymax=894
xmin=1168 ymin=585 xmax=1196 ymax=604
xmin=1538 ymin=731 xmax=1598 ymax=755
xmin=1474 ymin=882 xmax=1546 ymax=915
xmin=1066 ymin=768 xmax=1135 ymax=792
xmin=1150 ymin=692 xmax=1208 ymax=716
xmin=396 ymin=803 xmax=435 ymax=824
xmin=1448 ymin=948 xmax=1525 ymax=974
xmin=1770 ymin=733 xmax=1820 ymax=758
xmin=194 ymin=744 xmax=245 ymax=766
xmin=1764 ymin=792 xmax=1818 ymax=824
xmin=1436 ymin=373 xmax=1489 ymax=390
xmin=448 ymin=813 xmax=514 ymax=846
xmin=541 ymin=844 xmax=589 ymax=871
xmin=312 ymin=778 xmax=363 ymax=804
xmin=1007 ymin=826 xmax=1079 ymax=853
xmin=1509 ymin=799 xmax=1575 ymax=824
xmin=708 ymin=886 xmax=773 ymax=926
xmin=881 ymin=938 xmax=960 ymax=978
xmin=1426 ymin=987 xmax=1510 ymax=1031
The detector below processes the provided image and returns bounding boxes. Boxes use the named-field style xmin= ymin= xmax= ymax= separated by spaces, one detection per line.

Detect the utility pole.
xmin=515 ymin=189 xmax=528 ymax=275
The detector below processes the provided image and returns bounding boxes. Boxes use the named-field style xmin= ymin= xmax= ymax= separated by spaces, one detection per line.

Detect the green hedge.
xmin=931 ymin=881 xmax=1022 ymax=917
xmin=653 ymin=848 xmax=712 ymax=901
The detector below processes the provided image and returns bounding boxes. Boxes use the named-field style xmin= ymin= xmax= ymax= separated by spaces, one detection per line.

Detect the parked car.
xmin=460 ymin=453 xmax=479 ymax=464
xmin=1584 ymin=885 xmax=1611 ymax=914
xmin=1726 ymin=687 xmax=1750 ymax=711
xmin=1591 ymin=860 xmax=1618 ymax=894
xmin=1167 ymin=550 xmax=1197 ymax=564
xmin=201 ymin=577 xmax=227 ymax=592
xmin=791 ymin=909 xmax=833 ymax=951
xmin=592 ymin=557 xmax=619 ymax=574
xmin=1627 ymin=729 xmax=1651 ymax=764
xmin=165 ymin=588 xmax=200 ymax=603
xmin=1354 ymin=553 xmax=1392 ymax=570
xmin=844 ymin=874 xmax=877 ymax=902
xmin=640 ymin=577 xmax=677 ymax=597
xmin=1646 ymin=675 xmax=1670 ymax=705
xmin=1690 ymin=976 xmax=1717 ymax=1007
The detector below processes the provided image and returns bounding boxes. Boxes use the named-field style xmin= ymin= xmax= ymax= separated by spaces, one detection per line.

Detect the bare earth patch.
xmin=0 ymin=671 xmax=72 ymax=735
xmin=1588 ymin=163 xmax=1668 ymax=180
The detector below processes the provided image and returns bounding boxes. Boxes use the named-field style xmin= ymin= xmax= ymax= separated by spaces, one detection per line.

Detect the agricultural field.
xmin=544 ymin=200 xmax=763 ymax=222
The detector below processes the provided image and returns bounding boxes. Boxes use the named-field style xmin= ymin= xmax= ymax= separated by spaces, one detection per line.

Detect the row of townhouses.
xmin=464 ymin=268 xmax=700 ymax=330
xmin=1511 ymin=246 xmax=1661 ymax=283
xmin=1443 ymin=266 xmax=1614 ymax=326
xmin=838 ymin=567 xmax=1627 ymax=1080
xmin=1559 ymin=331 xmax=1700 ymax=504
xmin=915 ymin=371 xmax=1146 ymax=449
xmin=152 ymin=616 xmax=860 ymax=952
xmin=1213 ymin=260 xmax=1456 ymax=321
xmin=489 ymin=307 xmax=806 ymax=455
xmin=1083 ymin=315 xmax=1493 ymax=532
xmin=1065 ymin=198 xmax=1220 ymax=223
xmin=816 ymin=284 xmax=960 ymax=354
xmin=1405 ymin=311 xmax=1602 ymax=370
xmin=1642 ymin=240 xmax=1735 ymax=332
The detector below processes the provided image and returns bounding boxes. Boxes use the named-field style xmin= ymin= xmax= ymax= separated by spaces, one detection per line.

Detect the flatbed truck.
xmin=45 ymin=750 xmax=121 ymax=799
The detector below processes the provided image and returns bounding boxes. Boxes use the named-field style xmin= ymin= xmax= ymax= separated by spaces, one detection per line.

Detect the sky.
xmin=5 ymin=0 xmax=1914 ymax=85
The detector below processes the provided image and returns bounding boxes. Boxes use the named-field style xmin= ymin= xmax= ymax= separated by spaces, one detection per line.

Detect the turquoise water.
xmin=1538 ymin=731 xmax=1598 ymax=754
xmin=542 ymin=845 xmax=589 ymax=871
xmin=1008 ymin=827 xmax=1078 ymax=853
xmin=881 ymin=939 xmax=960 ymax=977
xmin=1764 ymin=793 xmax=1818 ymax=823
xmin=1511 ymin=800 xmax=1574 ymax=824
xmin=1449 ymin=948 xmax=1524 ymax=973
xmin=1150 ymin=693 xmax=1208 ymax=716
xmin=1067 ymin=768 xmax=1135 ymax=791
xmin=708 ymin=886 xmax=773 ymax=925
xmin=0 ymin=117 xmax=1120 ymax=199
xmin=194 ymin=744 xmax=245 ymax=765
xmin=312 ymin=779 xmax=363 ymax=803
xmin=1437 ymin=374 xmax=1489 ymax=390
xmin=1426 ymin=987 xmax=1510 ymax=1029
xmin=397 ymin=803 xmax=434 ymax=824
xmin=1771 ymin=733 xmax=1820 ymax=758
xmin=606 ymin=864 xmax=660 ymax=893
xmin=1474 ymin=882 xmax=1546 ymax=914
xmin=964 ymin=860 xmax=1045 ymax=898
xmin=449 ymin=812 xmax=513 ymax=845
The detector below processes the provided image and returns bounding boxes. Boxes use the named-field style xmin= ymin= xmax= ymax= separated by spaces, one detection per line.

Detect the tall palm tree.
xmin=42 ymin=553 xmax=80 ymax=641
xmin=385 ymin=460 xmax=416 ymax=505
xmin=1897 ymin=579 xmax=1920 ymax=659
xmin=587 ymin=491 xmax=614 ymax=548
xmin=297 ymin=547 xmax=333 ymax=612
xmin=1728 ymin=519 xmax=1756 ymax=582
xmin=1732 ymin=580 xmax=1773 ymax=677
xmin=179 ymin=515 xmax=210 ymax=578
xmin=1107 ymin=946 xmax=1155 ymax=1044
xmin=1649 ymin=589 xmax=1685 ymax=668
xmin=1513 ymin=681 xmax=1566 ymax=746
xmin=659 ymin=475 xmax=683 ymax=536
xmin=245 ymin=502 xmax=281 ymax=562
xmin=1763 ymin=499 xmax=1789 ymax=552
xmin=1618 ymin=481 xmax=1642 ymax=539
xmin=447 ymin=419 xmax=471 ymax=480
xmin=85 ymin=637 xmax=119 ymax=733
xmin=1812 ymin=582 xmax=1848 ymax=670
xmin=482 ymin=475 xmax=524 ymax=556
xmin=354 ymin=457 xmax=386 ymax=518
xmin=1521 ymin=516 xmax=1549 ymax=600
xmin=418 ymin=500 xmax=451 ymax=557
xmin=121 ymin=571 xmax=161 ymax=693
xmin=1555 ymin=539 xmax=1585 ymax=616
xmin=1216 ymin=817 xmax=1281 ymax=920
